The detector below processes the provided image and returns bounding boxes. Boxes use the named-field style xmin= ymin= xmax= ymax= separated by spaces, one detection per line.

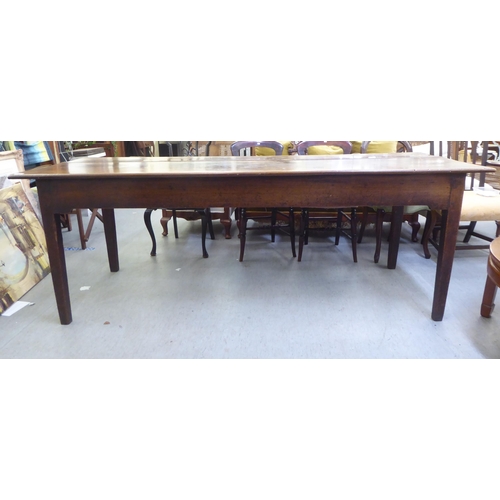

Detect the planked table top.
xmin=10 ymin=153 xmax=494 ymax=179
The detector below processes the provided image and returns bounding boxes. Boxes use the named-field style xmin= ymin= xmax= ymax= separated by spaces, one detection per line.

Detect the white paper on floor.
xmin=1 ymin=301 xmax=34 ymax=317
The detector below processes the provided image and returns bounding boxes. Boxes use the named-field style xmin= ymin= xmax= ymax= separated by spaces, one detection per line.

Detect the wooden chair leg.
xmin=144 ymin=208 xmax=157 ymax=256
xmin=410 ymin=221 xmax=421 ymax=242
xmin=289 ymin=208 xmax=296 ymax=258
xmin=235 ymin=208 xmax=241 ymax=237
xmin=388 ymin=211 xmax=394 ymax=242
xmin=84 ymin=209 xmax=101 ymax=242
xmin=463 ymin=221 xmax=477 ymax=243
xmin=335 ymin=211 xmax=342 ymax=245
xmin=304 ymin=211 xmax=310 ymax=245
xmin=421 ymin=210 xmax=432 ymax=242
xmin=172 ymin=210 xmax=179 ymax=238
xmin=75 ymin=209 xmax=87 ymax=250
xmin=271 ymin=208 xmax=277 ymax=242
xmin=298 ymin=208 xmax=308 ymax=262
xmin=374 ymin=209 xmax=385 ymax=263
xmin=239 ymin=208 xmax=247 ymax=262
xmin=160 ymin=209 xmax=171 ymax=236
xmin=198 ymin=209 xmax=209 ymax=258
xmin=206 ymin=208 xmax=215 ymax=240
xmin=432 ymin=220 xmax=440 ymax=241
xmin=59 ymin=213 xmax=72 ymax=231
xmin=421 ymin=210 xmax=438 ymax=259
xmin=496 ymin=221 xmax=500 ymax=238
xmin=350 ymin=208 xmax=358 ymax=263
xmin=481 ymin=275 xmax=498 ymax=318
xmin=357 ymin=207 xmax=369 ymax=243
xmin=220 ymin=207 xmax=233 ymax=239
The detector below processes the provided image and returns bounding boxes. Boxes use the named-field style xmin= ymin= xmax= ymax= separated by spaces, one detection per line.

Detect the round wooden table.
xmin=480 ymin=236 xmax=500 ymax=317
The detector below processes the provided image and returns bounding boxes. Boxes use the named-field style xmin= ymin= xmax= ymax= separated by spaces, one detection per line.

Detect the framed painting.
xmin=0 ymin=182 xmax=50 ymax=314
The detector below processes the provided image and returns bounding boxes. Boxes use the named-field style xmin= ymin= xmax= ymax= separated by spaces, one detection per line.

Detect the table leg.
xmin=387 ymin=206 xmax=404 ymax=269
xmin=102 ymin=209 xmax=119 ymax=272
xmin=432 ymin=206 xmax=461 ymax=321
xmin=43 ymin=211 xmax=73 ymax=325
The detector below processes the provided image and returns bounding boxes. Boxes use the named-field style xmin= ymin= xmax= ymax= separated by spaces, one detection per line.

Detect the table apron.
xmin=36 ymin=173 xmax=465 ymax=212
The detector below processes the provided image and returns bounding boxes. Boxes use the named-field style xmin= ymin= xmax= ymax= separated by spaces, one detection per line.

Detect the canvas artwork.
xmin=0 ymin=182 xmax=50 ymax=314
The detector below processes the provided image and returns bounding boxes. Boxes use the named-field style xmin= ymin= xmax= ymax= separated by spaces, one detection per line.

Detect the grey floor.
xmin=1 ymin=208 xmax=500 ymax=358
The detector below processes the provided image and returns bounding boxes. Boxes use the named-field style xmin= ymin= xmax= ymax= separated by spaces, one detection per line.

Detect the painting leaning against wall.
xmin=0 ymin=182 xmax=50 ymax=314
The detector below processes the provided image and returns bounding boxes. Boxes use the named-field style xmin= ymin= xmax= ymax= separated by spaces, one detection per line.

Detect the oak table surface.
xmin=10 ymin=153 xmax=494 ymax=325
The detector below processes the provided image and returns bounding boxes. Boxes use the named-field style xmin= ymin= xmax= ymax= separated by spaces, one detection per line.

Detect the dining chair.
xmin=356 ymin=141 xmax=428 ymax=263
xmin=154 ymin=142 xmax=232 ymax=240
xmin=230 ymin=141 xmax=296 ymax=262
xmin=144 ymin=208 xmax=214 ymax=258
xmin=295 ymin=141 xmax=357 ymax=262
xmin=143 ymin=141 xmax=216 ymax=258
xmin=56 ymin=141 xmax=105 ymax=249
xmin=421 ymin=141 xmax=500 ymax=257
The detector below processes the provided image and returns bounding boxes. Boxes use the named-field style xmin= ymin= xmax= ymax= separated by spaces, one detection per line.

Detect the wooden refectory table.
xmin=10 ymin=153 xmax=494 ymax=325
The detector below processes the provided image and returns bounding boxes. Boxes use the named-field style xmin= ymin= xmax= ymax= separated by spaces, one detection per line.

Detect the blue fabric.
xmin=13 ymin=141 xmax=54 ymax=166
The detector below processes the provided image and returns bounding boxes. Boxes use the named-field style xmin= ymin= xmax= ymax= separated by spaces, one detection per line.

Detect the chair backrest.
xmin=427 ymin=141 xmax=486 ymax=162
xmin=296 ymin=141 xmax=352 ymax=155
xmin=429 ymin=141 xmax=457 ymax=159
xmin=397 ymin=141 xmax=413 ymax=153
xmin=429 ymin=141 xmax=499 ymax=189
xmin=163 ymin=142 xmax=174 ymax=156
xmin=230 ymin=141 xmax=283 ymax=156
xmin=57 ymin=141 xmax=74 ymax=162
xmin=360 ymin=141 xmax=413 ymax=153
xmin=466 ymin=141 xmax=499 ymax=188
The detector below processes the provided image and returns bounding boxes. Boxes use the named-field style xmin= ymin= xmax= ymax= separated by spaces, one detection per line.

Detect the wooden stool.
xmin=480 ymin=237 xmax=500 ymax=317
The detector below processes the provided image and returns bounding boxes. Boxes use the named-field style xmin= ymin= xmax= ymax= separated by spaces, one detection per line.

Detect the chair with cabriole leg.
xmin=157 ymin=141 xmax=232 ymax=240
xmin=143 ymin=141 xmax=216 ymax=258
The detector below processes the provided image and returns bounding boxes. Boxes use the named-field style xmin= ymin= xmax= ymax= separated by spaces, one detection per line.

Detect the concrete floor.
xmin=1 ymin=208 xmax=500 ymax=358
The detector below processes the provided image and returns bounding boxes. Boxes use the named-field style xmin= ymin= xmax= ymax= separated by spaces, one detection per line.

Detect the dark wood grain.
xmin=10 ymin=154 xmax=494 ymax=324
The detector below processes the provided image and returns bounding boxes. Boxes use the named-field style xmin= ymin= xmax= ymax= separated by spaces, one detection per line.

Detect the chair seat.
xmin=460 ymin=190 xmax=500 ymax=221
xmin=421 ymin=141 xmax=500 ymax=258
xmin=431 ymin=190 xmax=500 ymax=221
